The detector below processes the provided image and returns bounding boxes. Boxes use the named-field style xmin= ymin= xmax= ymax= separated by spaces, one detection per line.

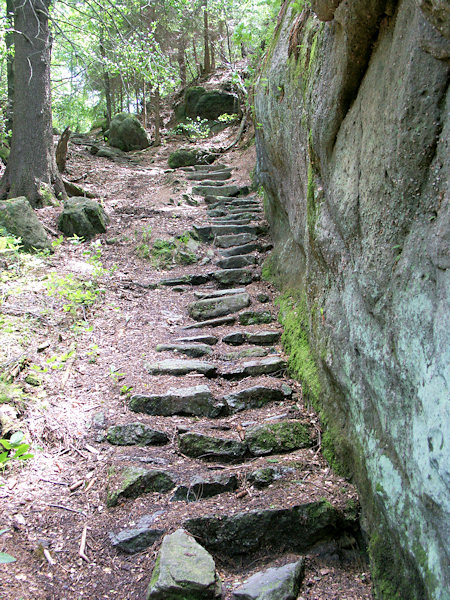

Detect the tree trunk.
xmin=5 ymin=0 xmax=14 ymax=137
xmin=0 ymin=0 xmax=65 ymax=207
xmin=56 ymin=127 xmax=70 ymax=173
xmin=142 ymin=80 xmax=147 ymax=128
xmin=153 ymin=85 xmax=161 ymax=147
xmin=177 ymin=33 xmax=187 ymax=89
xmin=100 ymin=34 xmax=112 ymax=126
xmin=203 ymin=1 xmax=211 ymax=74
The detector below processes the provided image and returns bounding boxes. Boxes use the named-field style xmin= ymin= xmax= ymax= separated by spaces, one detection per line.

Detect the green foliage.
xmin=0 ymin=551 xmax=16 ymax=564
xmin=0 ymin=431 xmax=33 ymax=472
xmin=170 ymin=117 xmax=210 ymax=140
xmin=137 ymin=232 xmax=197 ymax=269
xmin=108 ymin=365 xmax=125 ymax=385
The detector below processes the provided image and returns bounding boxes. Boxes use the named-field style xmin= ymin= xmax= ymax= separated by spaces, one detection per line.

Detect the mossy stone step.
xmin=145 ymin=359 xmax=217 ymax=377
xmin=178 ymin=432 xmax=247 ymax=460
xmin=239 ymin=310 xmax=273 ymax=325
xmin=217 ymin=255 xmax=257 ymax=269
xmin=156 ymin=343 xmax=213 ymax=358
xmin=106 ymin=423 xmax=169 ymax=446
xmin=188 ymin=292 xmax=251 ymax=321
xmin=247 ymin=466 xmax=295 ymax=488
xmin=222 ymin=356 xmax=286 ymax=379
xmin=215 ymin=233 xmax=258 ymax=248
xmin=184 ymin=500 xmax=356 ymax=556
xmin=246 ymin=421 xmax=312 ymax=455
xmin=222 ymin=385 xmax=287 ymax=413
xmin=171 ymin=473 xmax=238 ymax=502
xmin=107 ymin=466 xmax=176 ymax=507
xmin=223 ymin=347 xmax=271 ymax=360
xmin=129 ymin=385 xmax=223 ymax=418
xmin=147 ymin=529 xmax=222 ymax=600
xmin=212 ymin=268 xmax=255 ymax=287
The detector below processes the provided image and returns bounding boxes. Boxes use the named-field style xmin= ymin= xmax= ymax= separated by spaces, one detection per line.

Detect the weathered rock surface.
xmin=246 ymin=422 xmax=311 ymax=456
xmin=193 ymin=224 xmax=257 ymax=241
xmin=194 ymin=287 xmax=247 ymax=299
xmin=255 ymin=1 xmax=449 ymax=596
xmin=222 ymin=357 xmax=286 ymax=379
xmin=178 ymin=432 xmax=247 ymax=460
xmin=156 ymin=343 xmax=212 ymax=358
xmin=223 ymin=347 xmax=270 ymax=361
xmin=246 ymin=331 xmax=281 ymax=345
xmin=184 ymin=501 xmax=355 ymax=555
xmin=0 ymin=197 xmax=51 ymax=252
xmin=222 ymin=386 xmax=286 ymax=413
xmin=248 ymin=466 xmax=295 ymax=489
xmin=182 ymin=315 xmax=236 ymax=329
xmin=213 ymin=268 xmax=254 ymax=287
xmin=222 ymin=332 xmax=246 ymax=346
xmin=171 ymin=473 xmax=238 ymax=502
xmin=129 ymin=385 xmax=222 ymax=418
xmin=145 ymin=359 xmax=217 ymax=378
xmin=107 ymin=466 xmax=175 ymax=507
xmin=108 ymin=112 xmax=150 ymax=151
xmin=109 ymin=513 xmax=165 ymax=554
xmin=106 ymin=423 xmax=168 ymax=446
xmin=239 ymin=311 xmax=273 ymax=325
xmin=175 ymin=335 xmax=218 ymax=345
xmin=58 ymin=197 xmax=109 ymax=240
xmin=159 ymin=274 xmax=210 ymax=286
xmin=147 ymin=529 xmax=222 ymax=599
xmin=215 ymin=233 xmax=257 ymax=248
xmin=187 ymin=171 xmax=232 ymax=181
xmin=168 ymin=149 xmax=214 ymax=169
xmin=193 ymin=185 xmax=239 ymax=197
xmin=176 ymin=86 xmax=239 ymax=121
xmin=232 ymin=559 xmax=305 ymax=600
xmin=220 ymin=242 xmax=262 ymax=257
xmin=188 ymin=293 xmax=251 ymax=321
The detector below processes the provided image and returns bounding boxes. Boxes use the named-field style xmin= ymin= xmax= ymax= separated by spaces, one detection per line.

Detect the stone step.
xmin=212 ymin=268 xmax=255 ymax=287
xmin=222 ymin=384 xmax=288 ymax=413
xmin=223 ymin=346 xmax=272 ymax=360
xmin=223 ymin=330 xmax=281 ymax=345
xmin=211 ymin=217 xmax=253 ymax=225
xmin=193 ymin=223 xmax=260 ymax=241
xmin=221 ymin=356 xmax=286 ymax=379
xmin=188 ymin=292 xmax=251 ymax=321
xmin=106 ymin=423 xmax=169 ymax=446
xmin=171 ymin=473 xmax=238 ymax=502
xmin=109 ymin=513 xmax=165 ymax=554
xmin=174 ymin=334 xmax=218 ymax=345
xmin=219 ymin=242 xmax=264 ymax=257
xmin=193 ymin=184 xmax=240 ymax=197
xmin=106 ymin=466 xmax=176 ymax=507
xmin=193 ymin=179 xmax=227 ymax=187
xmin=214 ymin=232 xmax=258 ymax=248
xmin=194 ymin=163 xmax=228 ymax=171
xmin=178 ymin=432 xmax=247 ymax=460
xmin=145 ymin=359 xmax=217 ymax=377
xmin=158 ymin=274 xmax=211 ymax=286
xmin=182 ymin=315 xmax=237 ymax=329
xmin=216 ymin=255 xmax=257 ymax=269
xmin=238 ymin=310 xmax=273 ymax=325
xmin=156 ymin=342 xmax=213 ymax=358
xmin=183 ymin=500 xmax=357 ymax=556
xmin=211 ymin=214 xmax=257 ymax=223
xmin=187 ymin=171 xmax=232 ymax=181
xmin=194 ymin=287 xmax=247 ymax=300
xmin=232 ymin=560 xmax=305 ymax=600
xmin=129 ymin=385 xmax=223 ymax=418
xmin=205 ymin=195 xmax=254 ymax=206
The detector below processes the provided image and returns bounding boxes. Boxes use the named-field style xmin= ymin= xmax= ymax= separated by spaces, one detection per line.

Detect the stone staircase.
xmin=97 ymin=161 xmax=366 ymax=599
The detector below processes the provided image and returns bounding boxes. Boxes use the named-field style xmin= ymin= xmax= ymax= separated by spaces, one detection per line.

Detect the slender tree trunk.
xmin=177 ymin=33 xmax=187 ymax=89
xmin=211 ymin=40 xmax=216 ymax=70
xmin=99 ymin=33 xmax=112 ymax=125
xmin=142 ymin=80 xmax=147 ymax=128
xmin=192 ymin=38 xmax=200 ymax=77
xmin=153 ymin=85 xmax=161 ymax=147
xmin=0 ymin=0 xmax=65 ymax=206
xmin=218 ymin=21 xmax=226 ymax=63
xmin=203 ymin=1 xmax=211 ymax=74
xmin=5 ymin=0 xmax=14 ymax=137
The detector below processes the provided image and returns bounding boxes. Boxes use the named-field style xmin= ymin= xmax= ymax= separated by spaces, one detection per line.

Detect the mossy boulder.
xmin=239 ymin=311 xmax=273 ymax=325
xmin=58 ymin=197 xmax=109 ymax=240
xmin=108 ymin=112 xmax=150 ymax=151
xmin=246 ymin=422 xmax=312 ymax=456
xmin=168 ymin=148 xmax=215 ymax=169
xmin=0 ymin=197 xmax=51 ymax=252
xmin=107 ymin=466 xmax=176 ymax=507
xmin=176 ymin=86 xmax=239 ymax=121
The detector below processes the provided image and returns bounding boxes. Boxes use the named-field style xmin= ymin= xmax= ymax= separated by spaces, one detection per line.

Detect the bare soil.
xmin=0 ymin=124 xmax=373 ymax=599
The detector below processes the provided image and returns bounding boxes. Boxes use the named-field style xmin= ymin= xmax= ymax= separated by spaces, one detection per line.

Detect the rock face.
xmin=147 ymin=529 xmax=222 ymax=599
xmin=108 ymin=113 xmax=150 ymax=151
xmin=254 ymin=2 xmax=449 ymax=598
xmin=58 ymin=197 xmax=108 ymax=240
xmin=0 ymin=197 xmax=51 ymax=252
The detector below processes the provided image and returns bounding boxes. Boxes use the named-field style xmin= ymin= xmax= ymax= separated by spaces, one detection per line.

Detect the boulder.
xmin=0 ymin=197 xmax=51 ymax=252
xmin=147 ymin=529 xmax=222 ymax=599
xmin=58 ymin=197 xmax=108 ymax=240
xmin=106 ymin=423 xmax=168 ymax=446
xmin=232 ymin=559 xmax=305 ymax=600
xmin=108 ymin=112 xmax=150 ymax=151
xmin=168 ymin=149 xmax=215 ymax=169
xmin=176 ymin=86 xmax=239 ymax=121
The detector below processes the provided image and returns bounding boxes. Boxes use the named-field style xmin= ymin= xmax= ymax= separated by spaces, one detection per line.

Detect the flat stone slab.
xmin=156 ymin=343 xmax=213 ymax=358
xmin=175 ymin=335 xmax=218 ymax=345
xmin=213 ymin=269 xmax=254 ymax=287
xmin=239 ymin=311 xmax=273 ymax=325
xmin=106 ymin=423 xmax=169 ymax=446
xmin=109 ymin=513 xmax=165 ymax=554
xmin=247 ymin=422 xmax=311 ymax=456
xmin=217 ymin=255 xmax=257 ymax=269
xmin=223 ymin=347 xmax=270 ymax=361
xmin=194 ymin=288 xmax=247 ymax=299
xmin=147 ymin=529 xmax=222 ymax=599
xmin=193 ymin=184 xmax=239 ymax=197
xmin=220 ymin=242 xmax=262 ymax=257
xmin=159 ymin=274 xmax=210 ymax=286
xmin=208 ymin=199 xmax=260 ymax=209
xmin=171 ymin=473 xmax=238 ymax=502
xmin=182 ymin=315 xmax=237 ymax=329
xmin=215 ymin=233 xmax=258 ymax=248
xmin=193 ymin=224 xmax=258 ymax=242
xmin=178 ymin=432 xmax=247 ymax=460
xmin=222 ymin=386 xmax=286 ymax=413
xmin=232 ymin=559 xmax=305 ymax=600
xmin=107 ymin=466 xmax=176 ymax=507
xmin=145 ymin=359 xmax=217 ymax=378
xmin=222 ymin=332 xmax=246 ymax=345
xmin=222 ymin=357 xmax=286 ymax=379
xmin=194 ymin=164 xmax=228 ymax=171
xmin=222 ymin=330 xmax=281 ymax=346
xmin=212 ymin=217 xmax=252 ymax=225
xmin=129 ymin=385 xmax=222 ymax=418
xmin=193 ymin=180 xmax=226 ymax=187
xmin=188 ymin=293 xmax=251 ymax=321
xmin=184 ymin=500 xmax=352 ymax=555
xmin=188 ymin=171 xmax=232 ymax=181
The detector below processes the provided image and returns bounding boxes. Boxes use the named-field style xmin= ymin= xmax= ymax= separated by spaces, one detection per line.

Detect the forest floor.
xmin=0 ymin=122 xmax=373 ymax=599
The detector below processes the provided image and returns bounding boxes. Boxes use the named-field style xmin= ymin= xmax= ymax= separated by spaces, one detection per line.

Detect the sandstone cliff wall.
xmin=254 ymin=1 xmax=449 ymax=598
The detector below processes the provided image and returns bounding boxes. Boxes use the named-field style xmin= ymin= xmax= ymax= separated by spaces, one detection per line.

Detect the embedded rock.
xmin=156 ymin=343 xmax=213 ymax=358
xmin=214 ymin=233 xmax=257 ymax=248
xmin=223 ymin=386 xmax=286 ymax=413
xmin=107 ymin=466 xmax=175 ymax=507
xmin=222 ymin=357 xmax=286 ymax=379
xmin=171 ymin=473 xmax=238 ymax=502
xmin=168 ymin=149 xmax=215 ymax=169
xmin=106 ymin=423 xmax=168 ymax=446
xmin=194 ymin=288 xmax=247 ymax=299
xmin=239 ymin=311 xmax=273 ymax=325
xmin=182 ymin=315 xmax=237 ymax=329
xmin=109 ymin=513 xmax=165 ymax=553
xmin=192 ymin=185 xmax=239 ymax=197
xmin=188 ymin=293 xmax=251 ymax=321
xmin=245 ymin=331 xmax=281 ymax=345
xmin=246 ymin=422 xmax=311 ymax=456
xmin=178 ymin=432 xmax=247 ymax=460
xmin=129 ymin=385 xmax=222 ymax=418
xmin=145 ymin=359 xmax=217 ymax=378
xmin=248 ymin=466 xmax=295 ymax=489
xmin=220 ymin=242 xmax=262 ymax=257
xmin=175 ymin=335 xmax=218 ymax=345
xmin=232 ymin=559 xmax=305 ymax=600
xmin=213 ymin=269 xmax=254 ymax=287
xmin=58 ymin=197 xmax=109 ymax=240
xmin=217 ymin=255 xmax=257 ymax=270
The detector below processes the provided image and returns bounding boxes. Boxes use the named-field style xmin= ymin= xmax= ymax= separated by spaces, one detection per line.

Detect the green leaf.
xmin=0 ymin=552 xmax=16 ymax=563
xmin=9 ymin=431 xmax=25 ymax=446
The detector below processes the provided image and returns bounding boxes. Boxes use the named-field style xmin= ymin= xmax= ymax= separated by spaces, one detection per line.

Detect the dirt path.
xmin=0 ymin=131 xmax=373 ymax=599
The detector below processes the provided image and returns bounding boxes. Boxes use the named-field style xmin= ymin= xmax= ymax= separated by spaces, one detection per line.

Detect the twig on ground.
xmin=43 ymin=548 xmax=56 ymax=566
xmin=79 ymin=524 xmax=89 ymax=562
xmin=48 ymin=503 xmax=87 ymax=516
